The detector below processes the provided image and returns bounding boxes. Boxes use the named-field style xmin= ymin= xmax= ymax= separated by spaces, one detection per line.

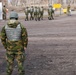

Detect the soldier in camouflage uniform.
xmin=34 ymin=6 xmax=38 ymax=21
xmin=30 ymin=6 xmax=34 ymax=20
xmin=37 ymin=7 xmax=41 ymax=21
xmin=1 ymin=11 xmax=28 ymax=75
xmin=24 ymin=7 xmax=29 ymax=21
xmin=67 ymin=5 xmax=71 ymax=16
xmin=40 ymin=6 xmax=44 ymax=20
xmin=3 ymin=5 xmax=7 ymax=20
xmin=48 ymin=5 xmax=54 ymax=20
xmin=34 ymin=7 xmax=40 ymax=21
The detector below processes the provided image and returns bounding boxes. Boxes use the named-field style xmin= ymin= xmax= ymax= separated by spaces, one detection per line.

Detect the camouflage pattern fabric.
xmin=34 ymin=7 xmax=40 ymax=21
xmin=37 ymin=7 xmax=41 ymax=21
xmin=67 ymin=5 xmax=70 ymax=13
xmin=25 ymin=7 xmax=29 ymax=21
xmin=40 ymin=7 xmax=44 ymax=20
xmin=1 ymin=20 xmax=28 ymax=75
xmin=34 ymin=7 xmax=38 ymax=21
xmin=67 ymin=5 xmax=71 ymax=16
xmin=30 ymin=6 xmax=34 ymax=20
xmin=6 ymin=50 xmax=25 ymax=75
xmin=48 ymin=7 xmax=54 ymax=20
xmin=3 ymin=7 xmax=7 ymax=20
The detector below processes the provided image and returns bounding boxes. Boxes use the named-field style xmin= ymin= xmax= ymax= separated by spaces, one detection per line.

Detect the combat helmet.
xmin=49 ymin=4 xmax=52 ymax=7
xmin=9 ymin=11 xmax=18 ymax=20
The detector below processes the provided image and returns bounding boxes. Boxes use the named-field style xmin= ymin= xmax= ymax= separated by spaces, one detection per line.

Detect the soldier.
xmin=1 ymin=11 xmax=28 ymax=75
xmin=24 ymin=7 xmax=29 ymax=21
xmin=3 ymin=5 xmax=7 ymax=20
xmin=40 ymin=6 xmax=44 ymax=20
xmin=37 ymin=7 xmax=41 ymax=21
xmin=30 ymin=6 xmax=34 ymax=20
xmin=34 ymin=7 xmax=40 ymax=21
xmin=48 ymin=5 xmax=54 ymax=20
xmin=34 ymin=6 xmax=37 ymax=21
xmin=67 ymin=4 xmax=71 ymax=16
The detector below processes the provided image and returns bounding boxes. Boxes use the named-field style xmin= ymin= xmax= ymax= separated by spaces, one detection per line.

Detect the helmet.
xmin=9 ymin=11 xmax=18 ymax=19
xmin=49 ymin=4 xmax=52 ymax=7
xmin=3 ymin=5 xmax=5 ymax=7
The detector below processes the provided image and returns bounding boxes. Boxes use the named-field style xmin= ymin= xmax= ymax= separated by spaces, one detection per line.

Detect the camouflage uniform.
xmin=34 ymin=7 xmax=38 ymax=21
xmin=30 ymin=6 xmax=34 ymax=20
xmin=3 ymin=5 xmax=7 ymax=20
xmin=34 ymin=7 xmax=40 ymax=21
xmin=1 ymin=12 xmax=28 ymax=75
xmin=24 ymin=7 xmax=29 ymax=21
xmin=40 ymin=6 xmax=44 ymax=20
xmin=37 ymin=7 xmax=41 ymax=21
xmin=48 ymin=6 xmax=54 ymax=20
xmin=67 ymin=5 xmax=71 ymax=16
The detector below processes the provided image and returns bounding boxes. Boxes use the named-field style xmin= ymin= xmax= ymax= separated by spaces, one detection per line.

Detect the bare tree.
xmin=6 ymin=0 xmax=76 ymax=7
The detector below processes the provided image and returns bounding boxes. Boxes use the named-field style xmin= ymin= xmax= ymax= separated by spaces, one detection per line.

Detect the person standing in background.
xmin=67 ymin=4 xmax=71 ymax=16
xmin=30 ymin=6 xmax=34 ymax=20
xmin=48 ymin=5 xmax=54 ymax=20
xmin=40 ymin=6 xmax=44 ymax=20
xmin=3 ymin=5 xmax=7 ymax=20
xmin=24 ymin=7 xmax=29 ymax=21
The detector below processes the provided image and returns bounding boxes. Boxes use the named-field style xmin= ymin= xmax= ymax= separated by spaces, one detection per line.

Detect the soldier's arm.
xmin=1 ymin=26 xmax=7 ymax=49
xmin=21 ymin=25 xmax=28 ymax=48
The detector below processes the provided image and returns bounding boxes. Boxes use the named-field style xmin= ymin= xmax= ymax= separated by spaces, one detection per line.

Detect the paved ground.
xmin=0 ymin=14 xmax=76 ymax=75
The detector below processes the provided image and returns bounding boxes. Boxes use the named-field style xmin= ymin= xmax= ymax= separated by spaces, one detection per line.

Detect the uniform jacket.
xmin=1 ymin=20 xmax=28 ymax=53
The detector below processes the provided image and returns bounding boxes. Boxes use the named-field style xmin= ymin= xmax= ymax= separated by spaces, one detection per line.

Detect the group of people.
xmin=2 ymin=5 xmax=71 ymax=21
xmin=0 ymin=5 xmax=55 ymax=75
xmin=24 ymin=5 xmax=54 ymax=21
xmin=0 ymin=4 xmax=71 ymax=75
xmin=24 ymin=4 xmax=71 ymax=21
xmin=24 ymin=6 xmax=44 ymax=21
